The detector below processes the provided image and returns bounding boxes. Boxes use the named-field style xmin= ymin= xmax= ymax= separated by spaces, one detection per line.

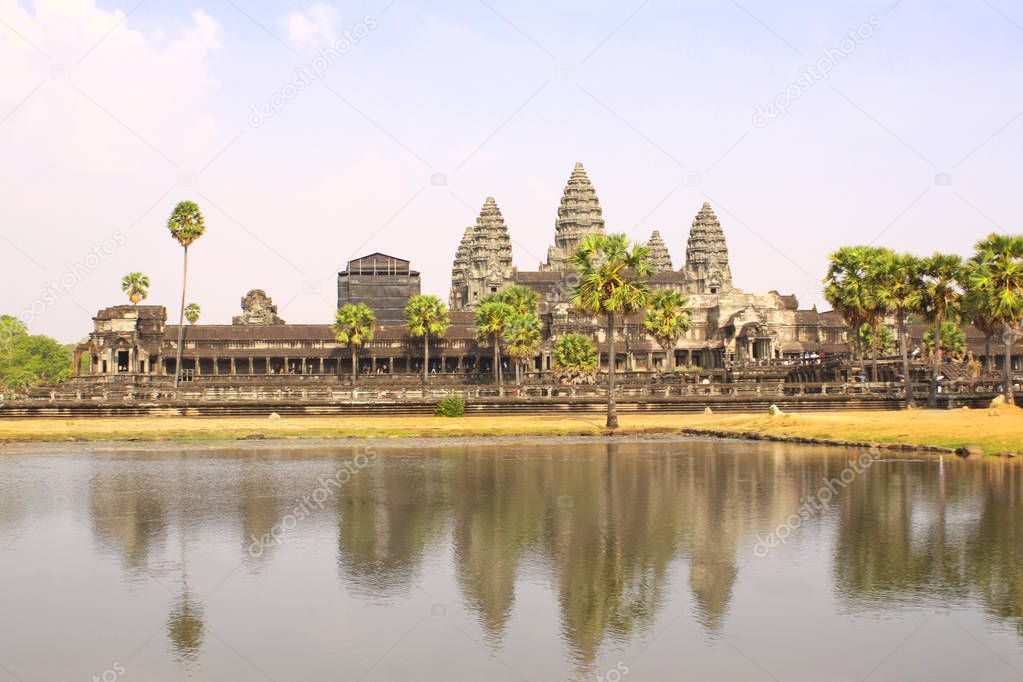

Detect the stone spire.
xmin=684 ymin=202 xmax=732 ymax=294
xmin=645 ymin=230 xmax=673 ymax=273
xmin=540 ymin=162 xmax=605 ymax=271
xmin=448 ymin=196 xmax=514 ymax=310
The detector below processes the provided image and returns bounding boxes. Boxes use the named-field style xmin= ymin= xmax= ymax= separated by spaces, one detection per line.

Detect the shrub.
xmin=435 ymin=394 xmax=465 ymax=417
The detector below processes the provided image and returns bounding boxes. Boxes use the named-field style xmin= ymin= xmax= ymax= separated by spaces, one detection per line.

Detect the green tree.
xmin=502 ymin=312 xmax=542 ymax=383
xmin=184 ymin=303 xmax=201 ymax=325
xmin=968 ymin=233 xmax=1023 ymax=401
xmin=0 ymin=315 xmax=28 ymax=362
xmin=493 ymin=285 xmax=540 ymax=315
xmin=475 ymin=299 xmax=514 ymax=386
xmin=922 ymin=319 xmax=966 ymax=359
xmin=167 ymin=201 xmax=206 ymax=387
xmin=824 ymin=246 xmax=875 ymax=375
xmin=0 ymin=330 xmax=72 ymax=390
xmin=404 ymin=295 xmax=450 ymax=386
xmin=870 ymin=251 xmax=923 ymax=404
xmin=643 ymin=289 xmax=691 ymax=372
xmin=120 ymin=272 xmax=150 ymax=305
xmin=919 ymin=254 xmax=964 ymax=407
xmin=570 ymin=233 xmax=651 ymax=429
xmin=857 ymin=323 xmax=895 ymax=357
xmin=334 ymin=303 xmax=376 ymax=386
xmin=553 ymin=334 xmax=598 ymax=372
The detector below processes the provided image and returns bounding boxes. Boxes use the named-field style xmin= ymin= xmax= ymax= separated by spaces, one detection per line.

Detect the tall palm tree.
xmin=643 ymin=289 xmax=691 ymax=372
xmin=475 ymin=299 xmax=514 ymax=386
xmin=404 ymin=295 xmax=449 ymax=386
xmin=120 ymin=272 xmax=150 ymax=305
xmin=962 ymin=276 xmax=1002 ymax=373
xmin=824 ymin=246 xmax=874 ymax=377
xmin=502 ymin=312 xmax=542 ymax=383
xmin=570 ymin=233 xmax=651 ymax=429
xmin=968 ymin=233 xmax=1023 ymax=402
xmin=333 ymin=303 xmax=376 ymax=387
xmin=167 ymin=201 xmax=206 ymax=387
xmin=919 ymin=253 xmax=964 ymax=407
xmin=871 ymin=251 xmax=923 ymax=405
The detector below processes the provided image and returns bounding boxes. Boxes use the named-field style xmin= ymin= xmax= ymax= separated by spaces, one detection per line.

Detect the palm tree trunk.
xmin=493 ymin=337 xmax=502 ymax=386
xmin=423 ymin=333 xmax=430 ymax=387
xmin=898 ymin=312 xmax=914 ymax=407
xmin=929 ymin=311 xmax=943 ymax=408
xmin=666 ymin=344 xmax=675 ymax=373
xmin=515 ymin=360 xmax=521 ymax=384
xmin=351 ymin=347 xmax=357 ymax=387
xmin=871 ymin=323 xmax=880 ymax=382
xmin=606 ymin=312 xmax=618 ymax=429
xmin=173 ymin=246 xmax=189 ymax=388
xmin=984 ymin=332 xmax=993 ymax=372
xmin=1005 ymin=332 xmax=1015 ymax=403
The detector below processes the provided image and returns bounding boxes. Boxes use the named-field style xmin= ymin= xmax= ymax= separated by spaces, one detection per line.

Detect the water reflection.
xmin=6 ymin=441 xmax=1020 ymax=678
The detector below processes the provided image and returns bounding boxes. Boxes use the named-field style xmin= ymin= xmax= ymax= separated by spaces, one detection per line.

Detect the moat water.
xmin=1 ymin=439 xmax=1021 ymax=681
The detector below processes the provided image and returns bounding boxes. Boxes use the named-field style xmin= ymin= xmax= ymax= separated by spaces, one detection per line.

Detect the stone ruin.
xmin=232 ymin=289 xmax=285 ymax=326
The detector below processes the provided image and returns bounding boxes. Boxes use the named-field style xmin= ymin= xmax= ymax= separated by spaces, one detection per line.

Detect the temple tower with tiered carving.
xmin=645 ymin=230 xmax=673 ymax=273
xmin=449 ymin=196 xmax=515 ymax=310
xmin=539 ymin=163 xmax=605 ymax=271
xmin=683 ymin=203 xmax=732 ymax=294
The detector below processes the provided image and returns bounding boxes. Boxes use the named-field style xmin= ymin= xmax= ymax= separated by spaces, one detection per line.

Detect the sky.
xmin=2 ymin=0 xmax=1022 ymax=342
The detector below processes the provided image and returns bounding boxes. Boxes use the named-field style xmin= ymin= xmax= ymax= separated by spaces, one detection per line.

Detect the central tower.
xmin=539 ymin=162 xmax=605 ymax=271
xmin=683 ymin=202 xmax=732 ymax=294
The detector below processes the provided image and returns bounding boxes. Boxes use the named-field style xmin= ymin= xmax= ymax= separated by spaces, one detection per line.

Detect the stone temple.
xmin=75 ymin=162 xmax=852 ymax=380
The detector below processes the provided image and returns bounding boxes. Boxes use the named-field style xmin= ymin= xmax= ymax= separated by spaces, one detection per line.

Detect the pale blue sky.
xmin=2 ymin=0 xmax=1021 ymax=341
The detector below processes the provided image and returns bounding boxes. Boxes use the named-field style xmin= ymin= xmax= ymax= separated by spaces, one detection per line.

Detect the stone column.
xmin=230 ymin=358 xmax=236 ymax=375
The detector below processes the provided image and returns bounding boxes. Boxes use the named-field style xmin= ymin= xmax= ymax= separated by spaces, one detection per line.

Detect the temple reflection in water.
xmin=71 ymin=443 xmax=1023 ymax=670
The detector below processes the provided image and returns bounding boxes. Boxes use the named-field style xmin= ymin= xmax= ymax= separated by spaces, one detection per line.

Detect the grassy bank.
xmin=0 ymin=407 xmax=1020 ymax=455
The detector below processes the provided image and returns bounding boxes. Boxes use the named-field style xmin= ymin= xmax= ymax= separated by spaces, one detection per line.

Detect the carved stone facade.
xmin=232 ymin=290 xmax=285 ymax=326
xmin=539 ymin=163 xmax=605 ymax=272
xmin=645 ymin=230 xmax=673 ymax=273
xmin=448 ymin=197 xmax=514 ymax=310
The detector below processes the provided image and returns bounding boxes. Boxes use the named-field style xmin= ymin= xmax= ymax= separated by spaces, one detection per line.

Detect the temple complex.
xmin=80 ymin=160 xmax=1012 ymax=384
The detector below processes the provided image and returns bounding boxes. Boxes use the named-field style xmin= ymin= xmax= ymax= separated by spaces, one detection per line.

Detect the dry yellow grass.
xmin=0 ymin=407 xmax=1020 ymax=455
